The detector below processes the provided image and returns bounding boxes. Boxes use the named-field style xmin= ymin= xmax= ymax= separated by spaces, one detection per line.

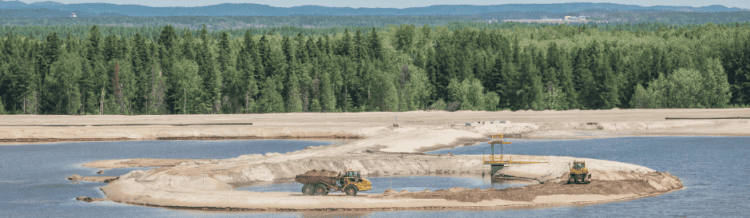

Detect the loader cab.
xmin=573 ymin=161 xmax=585 ymax=169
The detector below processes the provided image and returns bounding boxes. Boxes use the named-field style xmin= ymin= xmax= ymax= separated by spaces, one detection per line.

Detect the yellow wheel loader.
xmin=295 ymin=169 xmax=372 ymax=196
xmin=568 ymin=160 xmax=591 ymax=184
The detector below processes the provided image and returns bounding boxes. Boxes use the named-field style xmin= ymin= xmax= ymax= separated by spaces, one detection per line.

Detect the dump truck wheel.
xmin=314 ymin=184 xmax=328 ymax=196
xmin=302 ymin=184 xmax=314 ymax=195
xmin=345 ymin=185 xmax=358 ymax=196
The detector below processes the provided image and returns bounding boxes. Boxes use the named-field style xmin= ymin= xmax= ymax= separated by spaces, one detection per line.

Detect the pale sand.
xmin=2 ymin=109 xmax=749 ymax=147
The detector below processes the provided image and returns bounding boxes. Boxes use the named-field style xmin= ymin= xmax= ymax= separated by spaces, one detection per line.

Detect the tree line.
xmin=0 ymin=21 xmax=749 ymax=114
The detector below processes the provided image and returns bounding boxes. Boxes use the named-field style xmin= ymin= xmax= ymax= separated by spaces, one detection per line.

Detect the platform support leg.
xmin=490 ymin=164 xmax=504 ymax=176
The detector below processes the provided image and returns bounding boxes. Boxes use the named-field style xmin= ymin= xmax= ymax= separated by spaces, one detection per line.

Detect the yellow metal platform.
xmin=483 ymin=155 xmax=549 ymax=164
xmin=483 ymin=134 xmax=548 ymax=164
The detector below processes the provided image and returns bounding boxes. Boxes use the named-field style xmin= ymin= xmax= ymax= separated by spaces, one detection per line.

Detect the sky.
xmin=15 ymin=0 xmax=750 ymax=9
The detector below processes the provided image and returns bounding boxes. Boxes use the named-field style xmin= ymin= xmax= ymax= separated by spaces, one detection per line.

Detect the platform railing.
xmin=483 ymin=154 xmax=549 ymax=164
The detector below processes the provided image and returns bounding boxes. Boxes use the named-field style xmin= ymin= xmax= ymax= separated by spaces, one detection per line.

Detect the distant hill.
xmin=0 ymin=1 xmax=748 ymax=18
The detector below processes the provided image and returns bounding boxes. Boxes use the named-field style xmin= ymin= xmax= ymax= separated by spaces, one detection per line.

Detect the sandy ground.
xmin=9 ymin=108 xmax=738 ymax=211
xmin=1 ymin=109 xmax=749 ymax=146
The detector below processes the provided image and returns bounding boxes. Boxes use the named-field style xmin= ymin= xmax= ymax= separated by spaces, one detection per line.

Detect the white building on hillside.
xmin=70 ymin=13 xmax=77 ymax=18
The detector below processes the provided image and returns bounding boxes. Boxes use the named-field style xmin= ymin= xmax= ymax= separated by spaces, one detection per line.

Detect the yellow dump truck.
xmin=295 ymin=169 xmax=372 ymax=196
xmin=568 ymin=160 xmax=592 ymax=184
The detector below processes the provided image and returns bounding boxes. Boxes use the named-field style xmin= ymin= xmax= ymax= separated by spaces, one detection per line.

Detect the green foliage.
xmin=258 ymin=77 xmax=284 ymax=113
xmin=319 ymin=71 xmax=336 ymax=112
xmin=45 ymin=51 xmax=83 ymax=114
xmin=426 ymin=99 xmax=447 ymax=110
xmin=0 ymin=97 xmax=6 ymax=114
xmin=447 ymin=77 xmax=498 ymax=111
xmin=286 ymin=71 xmax=303 ymax=112
xmin=171 ymin=59 xmax=203 ymax=114
xmin=629 ymin=67 xmax=730 ymax=108
xmin=0 ymin=20 xmax=748 ymax=115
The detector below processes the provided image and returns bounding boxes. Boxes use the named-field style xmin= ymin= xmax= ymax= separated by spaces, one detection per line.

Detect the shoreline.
xmin=2 ymin=109 xmax=749 ymax=146
xmin=12 ymin=109 xmax=743 ymax=211
xmin=107 ymin=187 xmax=686 ymax=212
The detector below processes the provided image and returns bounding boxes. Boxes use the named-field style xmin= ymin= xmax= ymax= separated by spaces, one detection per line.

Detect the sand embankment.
xmin=2 ymin=109 xmax=750 ymax=145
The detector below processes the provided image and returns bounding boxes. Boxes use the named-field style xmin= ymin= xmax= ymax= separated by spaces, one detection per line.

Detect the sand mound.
xmin=399 ymin=172 xmax=683 ymax=203
xmin=383 ymin=188 xmax=397 ymax=195
xmin=447 ymin=187 xmax=465 ymax=192
xmin=399 ymin=189 xmax=411 ymax=193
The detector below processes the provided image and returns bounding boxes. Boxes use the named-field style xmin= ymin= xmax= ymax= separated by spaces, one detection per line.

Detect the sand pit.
xmin=9 ymin=109 xmax=730 ymax=211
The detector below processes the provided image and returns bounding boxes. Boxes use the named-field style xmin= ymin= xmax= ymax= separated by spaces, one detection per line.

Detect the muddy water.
xmin=1 ymin=137 xmax=748 ymax=217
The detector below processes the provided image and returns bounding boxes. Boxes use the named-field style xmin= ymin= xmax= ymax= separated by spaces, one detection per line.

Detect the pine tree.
xmin=281 ymin=34 xmax=293 ymax=64
xmin=294 ymin=33 xmax=308 ymax=64
xmin=340 ymin=28 xmax=352 ymax=56
xmin=103 ymin=34 xmax=119 ymax=63
xmin=353 ymin=29 xmax=366 ymax=60
xmin=131 ymin=32 xmax=150 ymax=113
xmin=368 ymin=27 xmax=383 ymax=60
xmin=320 ymin=71 xmax=336 ymax=112
xmin=599 ymin=55 xmax=620 ymax=109
xmin=259 ymin=77 xmax=284 ymax=113
xmin=157 ymin=25 xmax=179 ymax=112
xmin=182 ymin=29 xmax=195 ymax=61
xmin=217 ymin=31 xmax=232 ymax=72
xmin=286 ymin=71 xmax=303 ymax=112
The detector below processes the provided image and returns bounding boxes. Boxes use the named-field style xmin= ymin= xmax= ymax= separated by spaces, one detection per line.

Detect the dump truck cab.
xmin=569 ymin=160 xmax=591 ymax=184
xmin=338 ymin=170 xmax=372 ymax=196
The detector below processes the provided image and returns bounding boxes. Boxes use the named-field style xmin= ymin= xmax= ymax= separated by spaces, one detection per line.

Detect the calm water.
xmin=0 ymin=140 xmax=341 ymax=218
xmin=1 ymin=137 xmax=748 ymax=217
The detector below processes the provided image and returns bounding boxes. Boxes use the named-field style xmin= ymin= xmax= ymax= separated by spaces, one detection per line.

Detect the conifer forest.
xmin=1 ymin=20 xmax=750 ymax=115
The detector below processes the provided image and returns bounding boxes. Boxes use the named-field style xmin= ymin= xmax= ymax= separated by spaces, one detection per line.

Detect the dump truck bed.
xmin=294 ymin=170 xmax=340 ymax=187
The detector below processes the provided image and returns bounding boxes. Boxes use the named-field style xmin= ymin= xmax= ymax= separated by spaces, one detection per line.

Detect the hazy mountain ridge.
xmin=0 ymin=1 xmax=747 ymax=18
